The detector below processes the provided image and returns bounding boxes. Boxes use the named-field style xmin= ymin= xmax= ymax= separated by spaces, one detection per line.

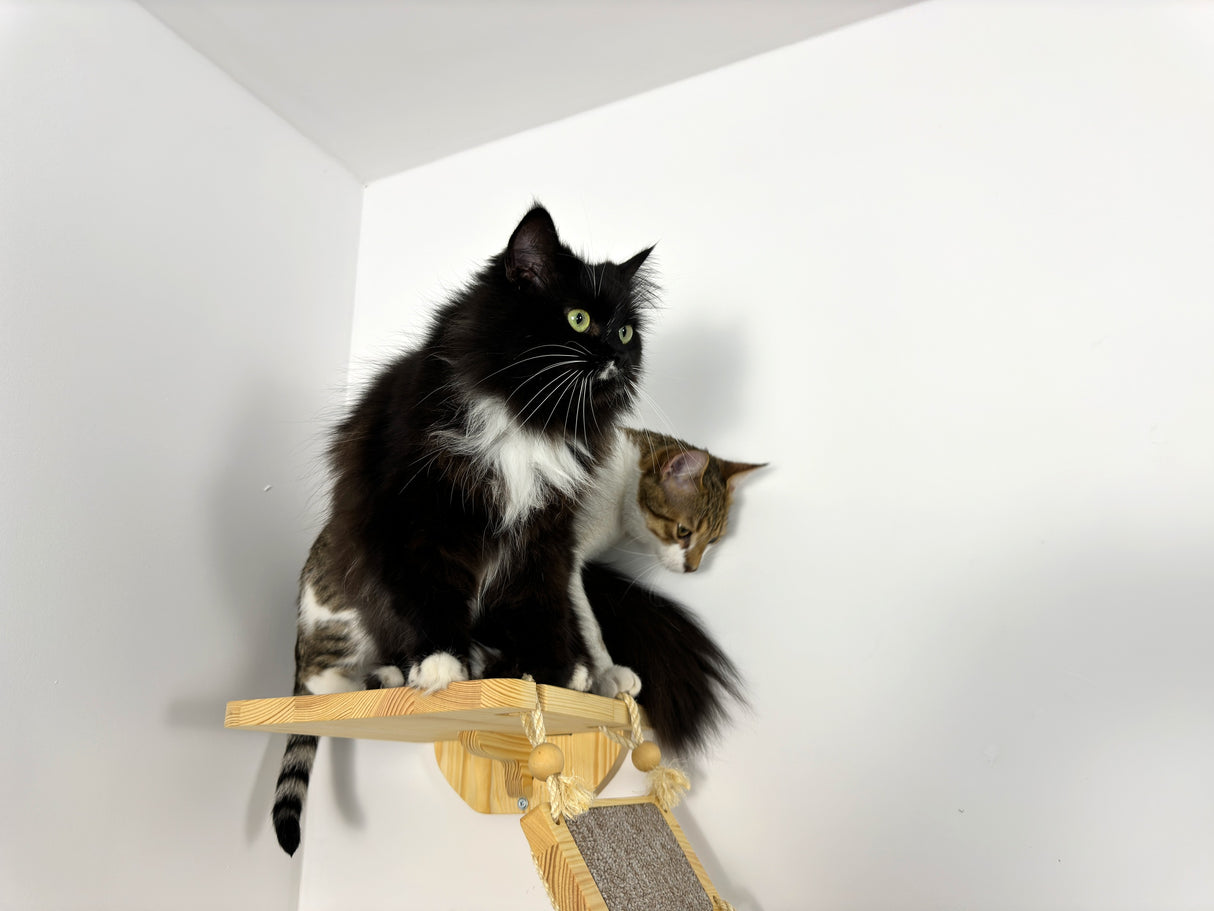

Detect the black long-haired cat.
xmin=328 ymin=204 xmax=652 ymax=692
xmin=272 ymin=205 xmax=654 ymax=854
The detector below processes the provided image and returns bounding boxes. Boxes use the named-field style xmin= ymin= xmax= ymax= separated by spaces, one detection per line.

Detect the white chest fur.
xmin=575 ymin=431 xmax=643 ymax=561
xmin=448 ymin=396 xmax=589 ymax=530
xmin=568 ymin=429 xmax=645 ymax=695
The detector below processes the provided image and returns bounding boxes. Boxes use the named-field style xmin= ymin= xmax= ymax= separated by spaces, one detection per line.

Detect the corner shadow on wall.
xmin=164 ymin=376 xmax=350 ymax=846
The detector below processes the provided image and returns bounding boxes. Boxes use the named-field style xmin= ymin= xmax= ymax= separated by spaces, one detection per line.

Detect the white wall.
xmin=314 ymin=2 xmax=1214 ymax=909
xmin=0 ymin=2 xmax=362 ymax=908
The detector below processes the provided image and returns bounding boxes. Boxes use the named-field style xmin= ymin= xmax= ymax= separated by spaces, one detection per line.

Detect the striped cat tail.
xmin=272 ymin=733 xmax=318 ymax=855
xmin=582 ymin=561 xmax=747 ymax=756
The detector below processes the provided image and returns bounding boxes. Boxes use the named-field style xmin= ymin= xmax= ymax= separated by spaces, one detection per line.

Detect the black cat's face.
xmin=456 ymin=206 xmax=654 ymax=442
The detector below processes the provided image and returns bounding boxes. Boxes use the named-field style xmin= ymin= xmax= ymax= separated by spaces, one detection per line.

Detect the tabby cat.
xmin=581 ymin=427 xmax=765 ymax=576
xmin=578 ymin=427 xmax=763 ymax=754
xmin=471 ymin=425 xmax=763 ymax=751
xmin=271 ymin=204 xmax=654 ymax=854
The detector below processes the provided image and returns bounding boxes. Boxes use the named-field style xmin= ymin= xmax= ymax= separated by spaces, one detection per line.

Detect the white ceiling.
xmin=139 ymin=0 xmax=920 ymax=183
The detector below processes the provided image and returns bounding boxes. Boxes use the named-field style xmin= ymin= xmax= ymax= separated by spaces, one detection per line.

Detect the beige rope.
xmin=521 ymin=676 xmax=593 ymax=821
xmin=521 ymin=695 xmax=547 ymax=745
xmin=647 ymin=762 xmax=691 ymax=812
xmin=606 ymin=692 xmax=691 ymax=811
xmin=598 ymin=689 xmax=645 ymax=748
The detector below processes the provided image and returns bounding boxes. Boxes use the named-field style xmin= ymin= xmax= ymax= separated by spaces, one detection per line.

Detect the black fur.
xmin=580 ymin=561 xmax=747 ymax=755
xmin=271 ymin=205 xmax=658 ymax=856
xmin=324 ymin=203 xmax=654 ymax=687
xmin=271 ymin=205 xmax=660 ymax=855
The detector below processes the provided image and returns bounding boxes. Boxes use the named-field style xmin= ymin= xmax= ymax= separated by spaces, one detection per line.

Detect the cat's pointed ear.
xmin=505 ymin=205 xmax=560 ymax=290
xmin=721 ymin=460 xmax=767 ymax=493
xmin=618 ymin=244 xmax=655 ymax=282
xmin=661 ymin=448 xmax=710 ymax=492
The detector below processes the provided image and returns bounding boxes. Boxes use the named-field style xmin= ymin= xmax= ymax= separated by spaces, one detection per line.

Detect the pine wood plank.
xmin=224 ymin=678 xmax=645 ymax=744
xmin=521 ymin=805 xmax=607 ymax=911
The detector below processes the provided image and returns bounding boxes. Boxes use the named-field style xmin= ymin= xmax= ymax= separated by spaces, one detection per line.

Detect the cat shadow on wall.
xmin=638 ymin=317 xmax=754 ymax=439
xmin=164 ymin=377 xmax=367 ymax=842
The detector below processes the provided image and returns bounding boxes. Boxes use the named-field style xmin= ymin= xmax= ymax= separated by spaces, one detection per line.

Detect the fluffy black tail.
xmin=272 ymin=733 xmax=318 ymax=855
xmin=582 ymin=561 xmax=746 ymax=756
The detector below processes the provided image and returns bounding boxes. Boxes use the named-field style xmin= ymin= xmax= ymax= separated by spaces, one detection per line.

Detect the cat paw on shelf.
xmin=566 ymin=663 xmax=593 ymax=693
xmin=593 ymin=664 xmax=642 ymax=699
xmin=363 ymin=665 xmax=406 ymax=690
xmin=407 ymin=652 xmax=469 ymax=694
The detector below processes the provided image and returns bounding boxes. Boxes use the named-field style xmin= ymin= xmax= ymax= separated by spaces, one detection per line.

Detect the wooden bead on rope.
xmin=528 ymin=742 xmax=565 ymax=781
xmin=631 ymin=740 xmax=662 ymax=773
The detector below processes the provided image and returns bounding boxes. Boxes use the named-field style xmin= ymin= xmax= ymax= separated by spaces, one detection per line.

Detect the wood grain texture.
xmin=521 ymin=805 xmax=607 ymax=911
xmin=224 ymin=678 xmax=646 ymax=743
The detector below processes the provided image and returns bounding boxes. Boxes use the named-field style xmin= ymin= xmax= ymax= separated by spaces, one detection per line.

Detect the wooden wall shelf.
xmin=227 ymin=680 xmax=729 ymax=908
xmin=225 ymin=678 xmax=646 ymax=814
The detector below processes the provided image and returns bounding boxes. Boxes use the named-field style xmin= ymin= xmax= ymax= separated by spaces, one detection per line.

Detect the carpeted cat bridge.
xmin=227 ymin=678 xmax=735 ymax=910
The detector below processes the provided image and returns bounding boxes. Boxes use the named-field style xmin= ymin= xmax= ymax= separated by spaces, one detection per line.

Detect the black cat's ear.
xmin=505 ymin=205 xmax=560 ymax=290
xmin=618 ymin=244 xmax=655 ymax=282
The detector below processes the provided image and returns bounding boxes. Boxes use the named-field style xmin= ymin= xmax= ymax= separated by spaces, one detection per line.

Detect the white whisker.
xmin=527 ymin=368 xmax=587 ymax=432
xmin=518 ymin=369 xmax=577 ymax=427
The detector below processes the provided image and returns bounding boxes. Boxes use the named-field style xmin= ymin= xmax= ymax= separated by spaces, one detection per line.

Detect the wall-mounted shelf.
xmin=227 ymin=679 xmax=731 ymax=909
xmin=225 ymin=678 xmax=646 ymax=813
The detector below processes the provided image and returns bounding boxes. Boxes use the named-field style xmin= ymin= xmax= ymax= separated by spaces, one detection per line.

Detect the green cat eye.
xmin=618 ymin=324 xmax=634 ymax=344
xmin=676 ymin=524 xmax=691 ymax=539
xmin=567 ymin=309 xmax=591 ymax=333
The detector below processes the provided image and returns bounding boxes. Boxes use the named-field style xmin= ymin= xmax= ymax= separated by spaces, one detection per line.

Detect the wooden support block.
xmin=435 ymin=730 xmax=628 ymax=814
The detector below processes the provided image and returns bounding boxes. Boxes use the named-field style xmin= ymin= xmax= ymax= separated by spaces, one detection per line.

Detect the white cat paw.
xmin=407 ymin=652 xmax=468 ymax=694
xmin=368 ymin=665 xmax=405 ymax=689
xmin=303 ymin=668 xmax=360 ymax=695
xmin=566 ymin=663 xmax=593 ymax=692
xmin=593 ymin=665 xmax=642 ymax=698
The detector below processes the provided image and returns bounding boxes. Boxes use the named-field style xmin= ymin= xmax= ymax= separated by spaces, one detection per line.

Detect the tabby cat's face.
xmin=640 ymin=487 xmax=730 ymax=573
xmin=456 ymin=206 xmax=654 ymax=443
xmin=633 ymin=441 xmax=764 ymax=573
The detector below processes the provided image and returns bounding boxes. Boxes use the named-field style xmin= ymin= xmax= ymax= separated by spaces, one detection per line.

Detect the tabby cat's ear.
xmin=721 ymin=460 xmax=767 ymax=493
xmin=618 ymin=245 xmax=655 ymax=282
xmin=505 ymin=205 xmax=560 ymax=290
xmin=661 ymin=448 xmax=710 ymax=492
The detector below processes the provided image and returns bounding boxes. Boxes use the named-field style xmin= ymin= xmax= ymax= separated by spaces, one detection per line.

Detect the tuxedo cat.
xmin=274 ymin=422 xmax=762 ymax=854
xmin=271 ymin=205 xmax=654 ymax=854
